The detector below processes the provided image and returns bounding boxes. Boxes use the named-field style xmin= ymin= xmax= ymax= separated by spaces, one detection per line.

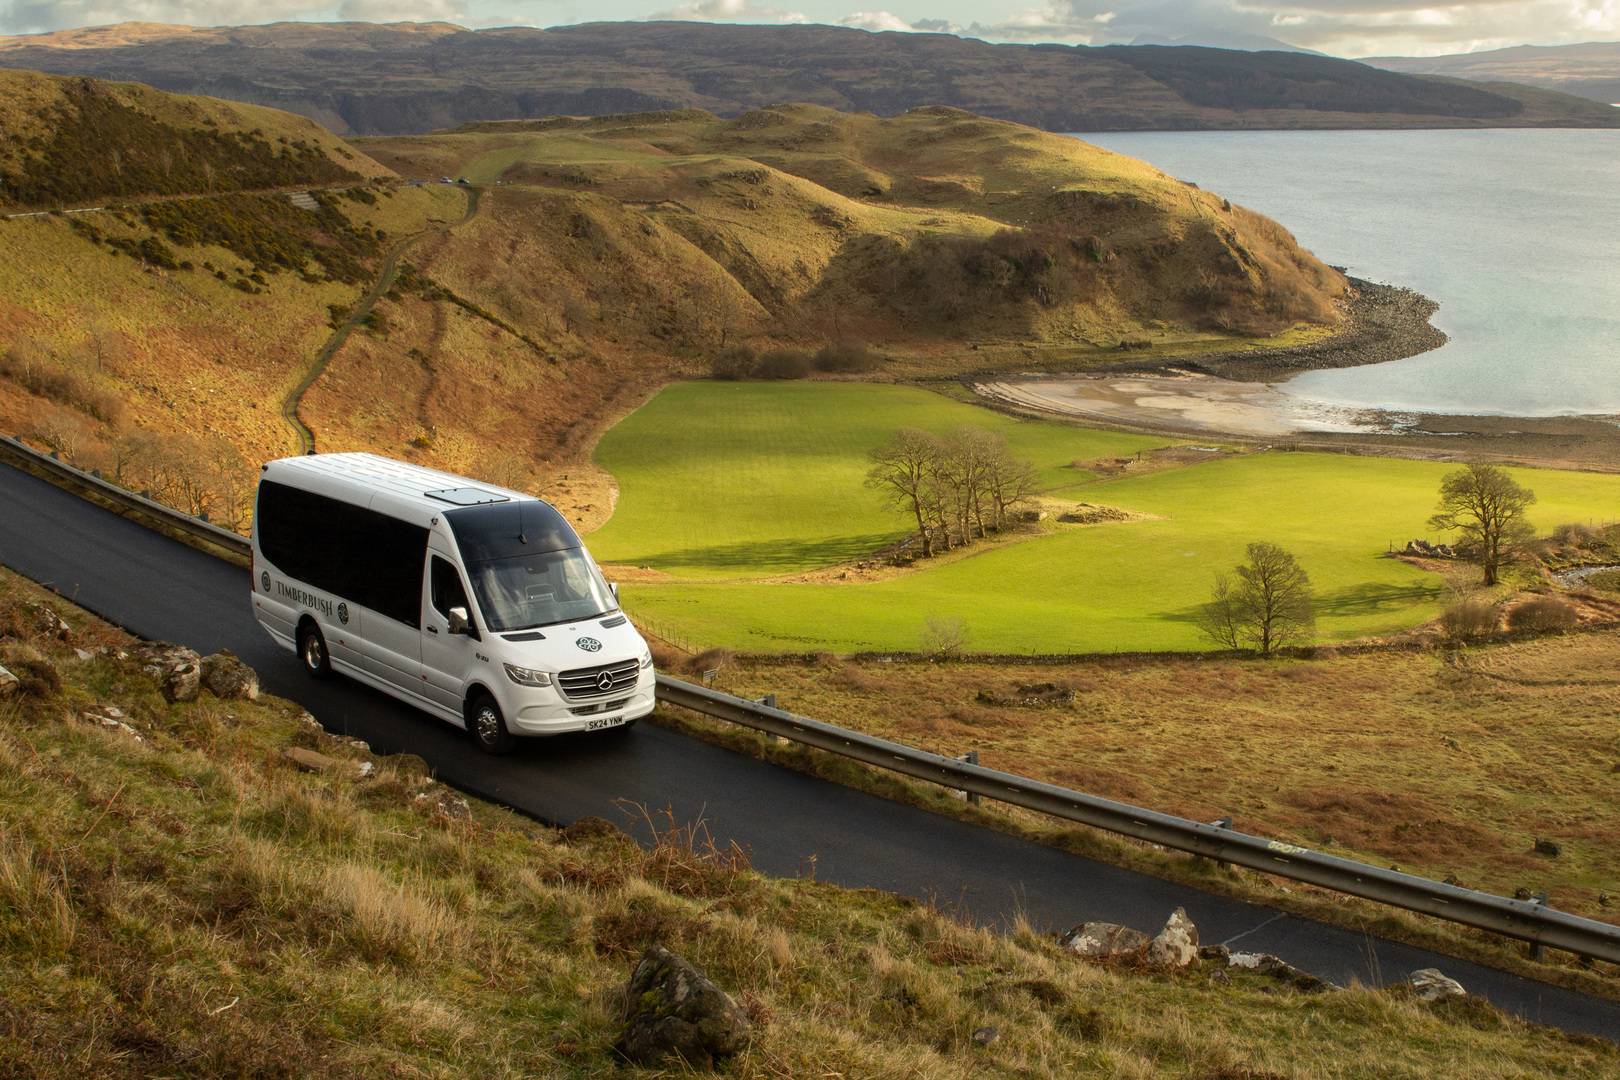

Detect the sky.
xmin=2 ymin=0 xmax=1618 ymax=58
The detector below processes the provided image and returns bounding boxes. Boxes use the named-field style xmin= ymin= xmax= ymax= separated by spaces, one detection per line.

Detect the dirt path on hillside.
xmin=281 ymin=186 xmax=479 ymax=454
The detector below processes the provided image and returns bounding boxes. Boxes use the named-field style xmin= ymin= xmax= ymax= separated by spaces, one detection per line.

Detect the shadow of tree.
xmin=615 ymin=532 xmax=903 ymax=573
xmin=1156 ymin=580 xmax=1437 ymax=625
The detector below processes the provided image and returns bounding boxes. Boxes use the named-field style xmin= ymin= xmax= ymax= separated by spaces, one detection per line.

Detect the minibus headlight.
xmin=503 ymin=664 xmax=552 ymax=687
xmin=639 ymin=650 xmax=654 ymax=670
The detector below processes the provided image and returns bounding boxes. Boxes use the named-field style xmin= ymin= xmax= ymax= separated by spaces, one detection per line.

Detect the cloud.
xmin=2 ymin=0 xmax=330 ymax=33
xmin=838 ymin=10 xmax=914 ymax=31
xmin=651 ymin=0 xmax=806 ymax=22
xmin=936 ymin=0 xmax=1620 ymax=57
xmin=336 ymin=0 xmax=467 ymax=19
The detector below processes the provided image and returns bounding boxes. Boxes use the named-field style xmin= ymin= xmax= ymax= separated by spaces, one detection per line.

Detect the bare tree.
xmin=983 ymin=439 xmax=1040 ymax=531
xmin=1428 ymin=463 xmax=1536 ymax=586
xmin=867 ymin=429 xmax=945 ymax=558
xmin=920 ymin=615 xmax=969 ymax=659
xmin=1197 ymin=541 xmax=1315 ymax=655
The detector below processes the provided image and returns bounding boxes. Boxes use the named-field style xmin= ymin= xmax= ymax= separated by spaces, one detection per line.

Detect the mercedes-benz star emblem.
xmin=576 ymin=636 xmax=602 ymax=652
xmin=597 ymin=672 xmax=616 ymax=692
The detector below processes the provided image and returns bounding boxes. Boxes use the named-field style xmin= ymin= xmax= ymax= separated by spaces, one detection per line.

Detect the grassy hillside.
xmin=366 ymin=104 xmax=1349 ymax=349
xmin=590 ymin=382 xmax=1620 ymax=653
xmin=0 ymin=68 xmax=390 ymax=209
xmin=3 ymin=21 xmax=1617 ymax=134
xmin=1 ymin=569 xmax=1614 ymax=1077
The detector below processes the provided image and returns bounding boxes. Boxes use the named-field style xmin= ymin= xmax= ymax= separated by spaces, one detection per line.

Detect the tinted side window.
xmin=256 ymin=479 xmax=427 ymax=627
xmin=430 ymin=556 xmax=470 ymax=619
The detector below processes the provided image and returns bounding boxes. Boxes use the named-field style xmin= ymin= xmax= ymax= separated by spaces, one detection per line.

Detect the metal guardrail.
xmin=0 ymin=436 xmax=252 ymax=559
xmin=653 ymin=677 xmax=1620 ymax=966
xmin=5 ymin=435 xmax=1618 ymax=964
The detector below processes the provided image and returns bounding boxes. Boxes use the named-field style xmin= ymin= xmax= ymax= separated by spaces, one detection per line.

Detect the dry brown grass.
xmin=715 ymin=634 xmax=1620 ymax=923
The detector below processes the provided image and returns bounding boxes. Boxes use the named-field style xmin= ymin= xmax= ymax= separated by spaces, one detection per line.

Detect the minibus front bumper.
xmin=510 ymin=681 xmax=657 ymax=735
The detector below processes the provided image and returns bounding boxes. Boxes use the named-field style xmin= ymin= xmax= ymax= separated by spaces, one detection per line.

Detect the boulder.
xmin=1533 ymin=837 xmax=1562 ymax=858
xmin=614 ymin=945 xmax=751 ymax=1068
xmin=1148 ymin=907 xmax=1199 ymax=968
xmin=282 ymin=747 xmax=339 ymax=773
xmin=24 ymin=602 xmax=71 ymax=642
xmin=201 ymin=651 xmax=260 ymax=700
xmin=1228 ymin=952 xmax=1337 ymax=993
xmin=132 ymin=643 xmax=204 ymax=703
xmin=970 ymin=1025 xmax=999 ymax=1047
xmin=1059 ymin=921 xmax=1150 ymax=959
xmin=1409 ymin=968 xmax=1466 ymax=1003
xmin=0 ymin=665 xmax=18 ymax=696
xmin=82 ymin=705 xmax=142 ymax=742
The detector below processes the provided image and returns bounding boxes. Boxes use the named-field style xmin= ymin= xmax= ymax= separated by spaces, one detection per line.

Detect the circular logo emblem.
xmin=576 ymin=636 xmax=602 ymax=653
xmin=260 ymin=570 xmax=271 ymax=593
xmin=337 ymin=602 xmax=350 ymax=625
xmin=597 ymin=671 xmax=616 ymax=691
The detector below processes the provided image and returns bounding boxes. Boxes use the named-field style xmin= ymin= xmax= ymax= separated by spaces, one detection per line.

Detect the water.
xmin=1077 ymin=130 xmax=1620 ymax=417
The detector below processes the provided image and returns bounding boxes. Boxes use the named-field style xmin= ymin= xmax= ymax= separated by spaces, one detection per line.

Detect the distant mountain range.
xmin=0 ymin=21 xmax=1615 ymax=135
xmin=1367 ymin=42 xmax=1620 ymax=107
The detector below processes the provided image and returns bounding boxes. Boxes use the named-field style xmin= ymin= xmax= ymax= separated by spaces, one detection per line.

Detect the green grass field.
xmin=590 ymin=382 xmax=1173 ymax=578
xmin=590 ymin=382 xmax=1620 ymax=654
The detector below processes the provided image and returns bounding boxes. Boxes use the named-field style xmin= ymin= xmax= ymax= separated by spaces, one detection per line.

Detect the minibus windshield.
xmin=445 ymin=501 xmax=617 ymax=632
xmin=464 ymin=547 xmax=617 ymax=632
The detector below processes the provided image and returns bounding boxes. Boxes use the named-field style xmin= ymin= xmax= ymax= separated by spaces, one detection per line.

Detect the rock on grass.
xmin=614 ymin=945 xmax=751 ymax=1068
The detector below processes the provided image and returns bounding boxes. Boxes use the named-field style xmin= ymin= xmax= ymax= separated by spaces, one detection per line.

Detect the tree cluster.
xmin=866 ymin=427 xmax=1039 ymax=558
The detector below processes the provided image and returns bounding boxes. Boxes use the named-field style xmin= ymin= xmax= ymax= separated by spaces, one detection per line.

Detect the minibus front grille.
xmin=569 ymin=698 xmax=630 ymax=716
xmin=557 ymin=659 xmax=641 ymax=700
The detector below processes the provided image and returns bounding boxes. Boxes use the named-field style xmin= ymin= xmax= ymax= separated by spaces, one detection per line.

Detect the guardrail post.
xmin=957 ymin=750 xmax=980 ymax=804
xmin=1530 ymin=893 xmax=1549 ymax=960
xmin=758 ymin=693 xmax=777 ymax=709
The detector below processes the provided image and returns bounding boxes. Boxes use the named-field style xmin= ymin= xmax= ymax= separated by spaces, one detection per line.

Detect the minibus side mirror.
xmin=447 ymin=606 xmax=470 ymax=635
xmin=610 ymin=582 xmax=620 ymax=603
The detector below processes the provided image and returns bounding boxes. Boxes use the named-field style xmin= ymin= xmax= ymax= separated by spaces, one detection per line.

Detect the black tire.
xmin=468 ymin=692 xmax=517 ymax=755
xmin=298 ymin=622 xmax=332 ymax=680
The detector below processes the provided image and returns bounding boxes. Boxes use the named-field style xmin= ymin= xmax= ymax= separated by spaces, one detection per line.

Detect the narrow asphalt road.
xmin=1 ymin=460 xmax=1615 ymax=1041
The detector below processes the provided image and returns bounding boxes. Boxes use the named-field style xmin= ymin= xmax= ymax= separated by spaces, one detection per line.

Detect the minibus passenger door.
xmin=422 ymin=553 xmax=476 ymax=713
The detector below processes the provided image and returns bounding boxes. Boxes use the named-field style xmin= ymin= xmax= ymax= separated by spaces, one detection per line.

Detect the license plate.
xmin=585 ymin=715 xmax=625 ymax=731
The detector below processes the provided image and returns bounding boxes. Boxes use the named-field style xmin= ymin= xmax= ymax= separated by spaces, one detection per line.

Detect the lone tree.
xmin=1197 ymin=542 xmax=1315 ymax=655
xmin=1428 ymin=463 xmax=1536 ymax=586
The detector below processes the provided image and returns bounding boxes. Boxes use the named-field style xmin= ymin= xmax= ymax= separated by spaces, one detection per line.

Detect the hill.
xmin=1 ymin=21 xmax=1616 ymax=135
xmin=0 ymin=68 xmax=390 ymax=209
xmin=1 ymin=567 xmax=1615 ymax=1076
xmin=0 ymin=77 xmax=1353 ymax=531
xmin=1368 ymin=42 xmax=1620 ymax=107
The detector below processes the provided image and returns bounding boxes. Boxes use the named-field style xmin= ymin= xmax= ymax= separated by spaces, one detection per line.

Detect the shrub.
xmin=754 ymin=349 xmax=810 ymax=380
xmin=0 ymin=343 xmax=124 ymax=423
xmin=1439 ymin=595 xmax=1498 ymax=642
xmin=710 ymin=346 xmax=756 ymax=381
xmin=813 ymin=342 xmax=882 ymax=373
xmin=920 ymin=615 xmax=969 ymax=659
xmin=1508 ymin=595 xmax=1578 ymax=633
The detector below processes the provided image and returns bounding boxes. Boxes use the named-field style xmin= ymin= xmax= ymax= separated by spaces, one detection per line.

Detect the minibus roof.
xmin=262 ymin=452 xmax=545 ymax=530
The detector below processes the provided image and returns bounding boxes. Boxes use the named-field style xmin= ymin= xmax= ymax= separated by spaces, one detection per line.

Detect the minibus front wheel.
xmin=297 ymin=621 xmax=332 ymax=680
xmin=467 ymin=691 xmax=516 ymax=755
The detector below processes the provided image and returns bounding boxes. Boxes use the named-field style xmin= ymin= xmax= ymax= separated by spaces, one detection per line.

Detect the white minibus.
xmin=250 ymin=452 xmax=656 ymax=753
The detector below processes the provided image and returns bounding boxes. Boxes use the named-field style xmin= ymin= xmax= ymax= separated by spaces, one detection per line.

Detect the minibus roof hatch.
xmin=425 ymin=487 xmax=510 ymax=506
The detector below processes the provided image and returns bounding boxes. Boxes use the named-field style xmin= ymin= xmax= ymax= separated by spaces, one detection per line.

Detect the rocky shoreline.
xmin=1130 ymin=277 xmax=1448 ymax=382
